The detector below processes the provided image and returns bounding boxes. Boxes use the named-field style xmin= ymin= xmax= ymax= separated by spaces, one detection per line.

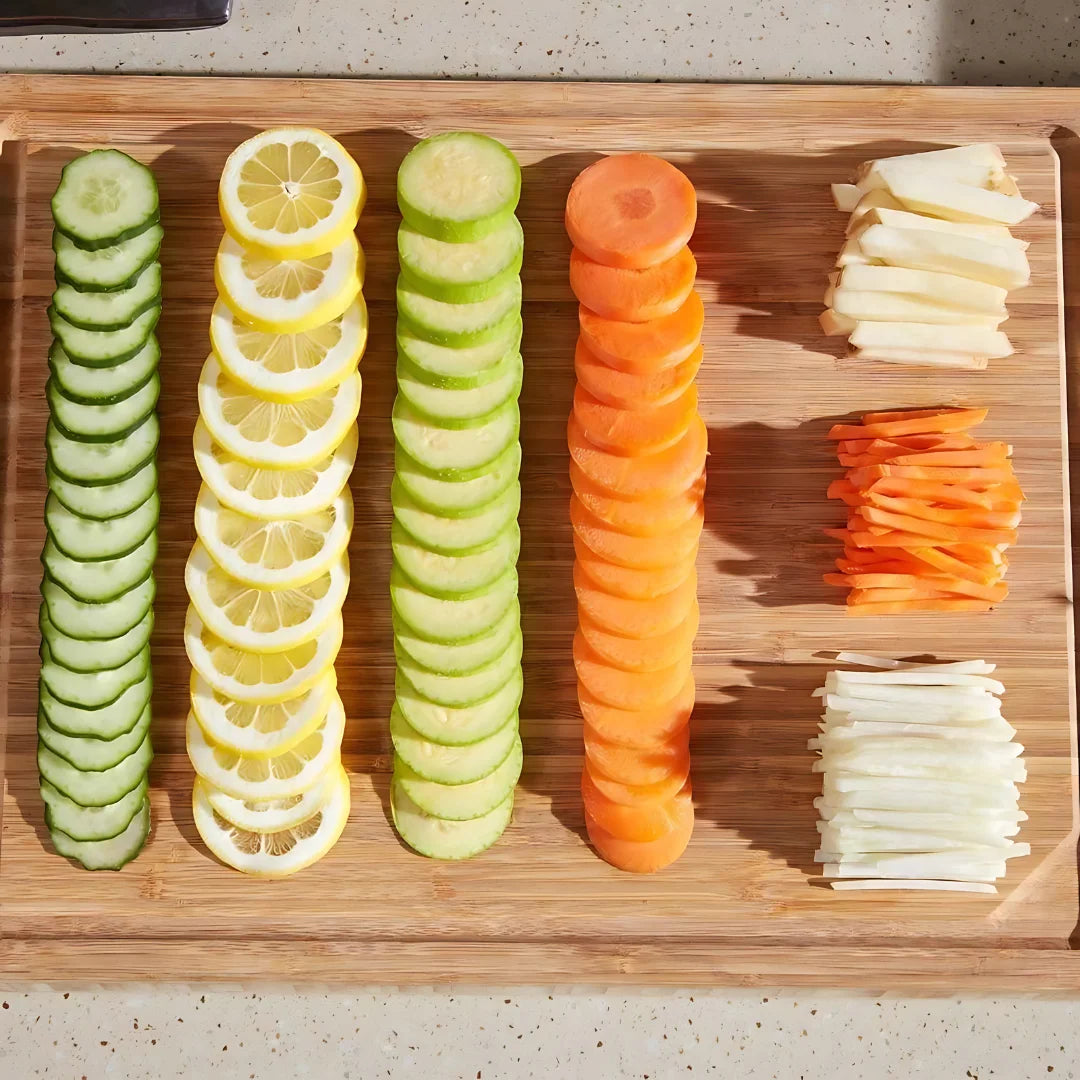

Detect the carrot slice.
xmin=884 ymin=446 xmax=1009 ymax=468
xmin=827 ymin=409 xmax=988 ymax=440
xmin=865 ymin=493 xmax=1021 ymax=530
xmin=847 ymin=599 xmax=993 ymax=615
xmin=574 ymin=630 xmax=692 ymax=710
xmin=574 ymin=557 xmax=697 ymax=633
xmin=825 ymin=572 xmax=1008 ymax=603
xmin=573 ymin=535 xmax=697 ymax=603
xmin=565 ymin=153 xmax=697 ymax=270
xmin=847 ymin=464 xmax=1015 ymax=489
xmin=859 ymin=506 xmax=1017 ymax=547
xmin=582 ymin=769 xmax=693 ymax=843
xmin=578 ymin=291 xmax=704 ymax=375
xmin=571 ymin=495 xmax=704 ymax=570
xmin=866 ymin=477 xmax=994 ymax=509
xmin=579 ymin=602 xmax=699 ymax=673
xmin=584 ymin=721 xmax=691 ymax=787
xmin=570 ymin=245 xmax=697 ymax=322
xmin=585 ymin=754 xmax=691 ymax=807
xmin=906 ymin=546 xmax=1002 ymax=586
xmin=568 ymin=411 xmax=708 ymax=500
xmin=572 ymin=381 xmax=698 ymax=456
xmin=571 ymin=460 xmax=704 ymax=538
xmin=578 ymin=674 xmax=695 ymax=748
xmin=585 ymin=797 xmax=694 ymax=873
xmin=575 ymin=338 xmax=703 ymax=410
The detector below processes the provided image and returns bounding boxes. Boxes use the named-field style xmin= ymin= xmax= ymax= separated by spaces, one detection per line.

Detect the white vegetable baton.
xmin=811 ymin=655 xmax=1029 ymax=894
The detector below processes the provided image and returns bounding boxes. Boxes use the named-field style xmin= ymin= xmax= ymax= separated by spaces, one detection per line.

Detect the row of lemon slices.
xmin=184 ymin=128 xmax=366 ymax=877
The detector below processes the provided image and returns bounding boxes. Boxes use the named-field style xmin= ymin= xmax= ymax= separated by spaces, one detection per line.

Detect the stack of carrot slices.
xmin=824 ymin=407 xmax=1024 ymax=615
xmin=565 ymin=153 xmax=705 ymax=872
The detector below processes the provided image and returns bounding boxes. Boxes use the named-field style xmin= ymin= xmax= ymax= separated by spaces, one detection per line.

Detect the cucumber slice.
xmin=392 ymin=477 xmax=520 ymax=557
xmin=397 ymin=132 xmax=521 ymax=242
xmin=392 ymin=519 xmax=520 ymax=597
xmin=391 ymin=779 xmax=513 ymax=859
xmin=397 ymin=275 xmax=521 ymax=348
xmin=395 ymin=440 xmax=520 ymax=518
xmin=396 ymin=666 xmax=521 ymax=746
xmin=54 ymin=223 xmax=163 ymax=292
xmin=48 ymin=373 xmax=159 ymax=442
xmin=391 ymin=702 xmax=517 ymax=784
xmin=45 ymin=491 xmax=159 ymax=562
xmin=48 ymin=459 xmax=158 ymax=521
xmin=397 ymin=352 xmax=521 ymax=426
xmin=392 ymin=397 xmax=518 ymax=478
xmin=398 ymin=216 xmax=524 ymax=303
xmin=39 ymin=702 xmax=152 ymax=771
xmin=42 ymin=573 xmax=155 ymax=641
xmin=397 ymin=629 xmax=522 ymax=709
xmin=52 ymin=149 xmax=159 ymax=250
xmin=42 ymin=531 xmax=157 ymax=603
xmin=398 ymin=316 xmax=521 ymax=388
xmin=49 ymin=339 xmax=159 ymax=405
xmin=40 ymin=641 xmax=150 ymax=709
xmin=53 ymin=261 xmax=161 ymax=331
xmin=40 ymin=672 xmax=152 ymax=739
xmin=38 ymin=732 xmax=152 ymax=807
xmin=48 ymin=798 xmax=150 ymax=870
xmin=49 ymin=304 xmax=160 ymax=367
xmin=395 ymin=736 xmax=521 ymax=821
xmin=41 ymin=777 xmax=147 ymax=842
xmin=391 ymin=562 xmax=517 ymax=644
xmin=47 ymin=414 xmax=159 ymax=485
xmin=393 ymin=598 xmax=520 ymax=676
xmin=40 ymin=604 xmax=152 ymax=673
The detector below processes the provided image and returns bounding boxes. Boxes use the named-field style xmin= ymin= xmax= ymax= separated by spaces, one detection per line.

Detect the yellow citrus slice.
xmin=186 ymin=694 xmax=345 ymax=802
xmin=193 ymin=766 xmax=350 ymax=877
xmin=210 ymin=295 xmax=367 ymax=403
xmin=198 ymin=353 xmax=361 ymax=469
xmin=193 ymin=418 xmax=357 ymax=520
xmin=184 ymin=604 xmax=342 ymax=704
xmin=214 ymin=231 xmax=363 ymax=336
xmin=218 ymin=127 xmax=365 ymax=260
xmin=186 ymin=540 xmax=350 ymax=654
xmin=193 ymin=484 xmax=353 ymax=590
xmin=198 ymin=764 xmax=346 ymax=834
xmin=189 ymin=669 xmax=335 ymax=758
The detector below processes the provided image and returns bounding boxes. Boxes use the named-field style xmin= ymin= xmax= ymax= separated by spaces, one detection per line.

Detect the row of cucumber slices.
xmin=389 ymin=133 xmax=526 ymax=858
xmin=38 ymin=150 xmax=162 ymax=870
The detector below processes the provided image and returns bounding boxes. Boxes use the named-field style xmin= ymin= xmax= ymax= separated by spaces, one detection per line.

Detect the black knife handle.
xmin=0 ymin=1 xmax=232 ymax=32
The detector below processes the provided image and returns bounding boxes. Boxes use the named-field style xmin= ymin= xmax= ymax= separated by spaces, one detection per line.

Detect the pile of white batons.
xmin=810 ymin=652 xmax=1029 ymax=894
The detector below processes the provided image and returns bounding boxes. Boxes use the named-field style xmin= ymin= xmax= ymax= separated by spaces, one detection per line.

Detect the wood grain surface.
xmin=0 ymin=76 xmax=1078 ymax=990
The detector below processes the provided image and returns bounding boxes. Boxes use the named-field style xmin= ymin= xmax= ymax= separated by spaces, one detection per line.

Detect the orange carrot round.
xmin=571 ymin=460 xmax=704 ymax=537
xmin=579 ymin=291 xmax=704 ymax=375
xmin=575 ymin=338 xmax=703 ymax=410
xmin=584 ymin=722 xmax=690 ymax=787
xmin=571 ymin=494 xmax=704 ymax=570
xmin=578 ymin=675 xmax=695 ymax=748
xmin=565 ymin=153 xmax=697 ymax=270
xmin=582 ymin=768 xmax=693 ymax=843
xmin=585 ymin=754 xmax=691 ymax=808
xmin=569 ymin=245 xmax=697 ymax=322
xmin=585 ymin=796 xmax=694 ymax=873
xmin=579 ymin=603 xmax=699 ymax=673
xmin=568 ymin=411 xmax=708 ymax=501
xmin=575 ymin=558 xmax=697 ymax=636
xmin=573 ymin=535 xmax=698 ymax=602
xmin=572 ymin=382 xmax=698 ymax=457
xmin=574 ymin=630 xmax=691 ymax=710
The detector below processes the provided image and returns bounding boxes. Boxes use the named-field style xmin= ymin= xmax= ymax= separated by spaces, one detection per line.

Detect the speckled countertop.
xmin=2 ymin=1 xmax=1080 ymax=1077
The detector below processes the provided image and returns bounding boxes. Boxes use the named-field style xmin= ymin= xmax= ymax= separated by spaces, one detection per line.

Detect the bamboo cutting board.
xmin=1 ymin=76 xmax=1078 ymax=991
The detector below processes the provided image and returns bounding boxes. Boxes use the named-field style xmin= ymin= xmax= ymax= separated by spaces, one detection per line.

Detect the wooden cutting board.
xmin=1 ymin=76 xmax=1078 ymax=990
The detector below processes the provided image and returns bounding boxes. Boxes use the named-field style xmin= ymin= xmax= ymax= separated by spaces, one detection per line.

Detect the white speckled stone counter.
xmin=2 ymin=1 xmax=1079 ymax=1076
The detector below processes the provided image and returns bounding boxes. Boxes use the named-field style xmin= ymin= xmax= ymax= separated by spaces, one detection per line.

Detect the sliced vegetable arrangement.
xmin=825 ymin=406 xmax=1022 ymax=614
xmin=390 ymin=132 xmax=524 ymax=859
xmin=823 ymin=144 xmax=1038 ymax=369
xmin=39 ymin=149 xmax=162 ymax=870
xmin=811 ymin=653 xmax=1029 ymax=893
xmin=186 ymin=128 xmax=365 ymax=876
xmin=566 ymin=153 xmax=704 ymax=873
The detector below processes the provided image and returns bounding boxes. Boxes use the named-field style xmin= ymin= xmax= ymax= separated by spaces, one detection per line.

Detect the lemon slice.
xmin=194 ymin=484 xmax=353 ymax=590
xmin=190 ymin=669 xmax=335 ymax=758
xmin=219 ymin=127 xmax=365 ymax=260
xmin=184 ymin=604 xmax=342 ymax=704
xmin=186 ymin=541 xmax=350 ymax=654
xmin=210 ymin=296 xmax=367 ymax=403
xmin=194 ymin=419 xmax=357 ymax=520
xmin=187 ymin=693 xmax=345 ymax=802
xmin=215 ymin=231 xmax=363 ymax=336
xmin=193 ymin=766 xmax=350 ymax=877
xmin=198 ymin=764 xmax=345 ymax=833
xmin=198 ymin=353 xmax=361 ymax=469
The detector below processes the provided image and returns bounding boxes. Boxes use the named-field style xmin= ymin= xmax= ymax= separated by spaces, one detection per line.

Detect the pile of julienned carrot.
xmin=565 ymin=153 xmax=705 ymax=873
xmin=824 ymin=407 xmax=1024 ymax=614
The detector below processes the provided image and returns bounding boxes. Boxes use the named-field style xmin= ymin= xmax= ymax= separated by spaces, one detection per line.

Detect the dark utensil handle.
xmin=0 ymin=0 xmax=232 ymax=32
